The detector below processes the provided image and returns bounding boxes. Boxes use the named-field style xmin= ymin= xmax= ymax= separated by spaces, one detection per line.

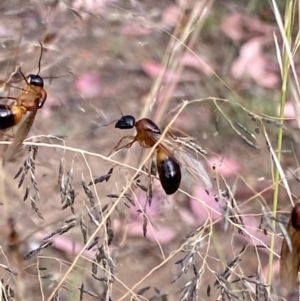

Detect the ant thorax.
xmin=17 ymin=84 xmax=42 ymax=111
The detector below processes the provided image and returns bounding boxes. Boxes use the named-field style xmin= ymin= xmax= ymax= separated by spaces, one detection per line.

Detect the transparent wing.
xmin=150 ymin=131 xmax=212 ymax=191
xmin=175 ymin=150 xmax=212 ymax=191
xmin=3 ymin=106 xmax=37 ymax=163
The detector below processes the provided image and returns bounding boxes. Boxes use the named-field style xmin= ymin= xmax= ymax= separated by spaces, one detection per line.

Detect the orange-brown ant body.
xmin=280 ymin=203 xmax=300 ymax=294
xmin=0 ymin=43 xmax=47 ymax=130
xmin=114 ymin=115 xmax=211 ymax=195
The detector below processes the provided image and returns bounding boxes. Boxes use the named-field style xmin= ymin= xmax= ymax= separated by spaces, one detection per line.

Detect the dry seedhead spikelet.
xmin=211 ymin=246 xmax=262 ymax=300
xmin=82 ymin=178 xmax=95 ymax=208
xmin=30 ymin=196 xmax=44 ymax=219
xmin=36 ymin=266 xmax=53 ymax=280
xmin=42 ymin=219 xmax=77 ymax=241
xmin=82 ymin=177 xmax=100 ymax=223
xmin=24 ymin=219 xmax=77 ymax=260
xmin=134 ymin=287 xmax=168 ymax=301
xmin=179 ymin=264 xmax=201 ymax=301
xmin=79 ymin=216 xmax=87 ymax=244
xmin=1 ymin=278 xmax=15 ymax=301
xmin=210 ymin=247 xmax=271 ymax=299
xmin=258 ymin=205 xmax=275 ymax=235
xmin=214 ymin=189 xmax=245 ymax=235
xmin=58 ymin=159 xmax=78 ymax=214
xmin=230 ymin=270 xmax=269 ymax=300
xmin=0 ymin=264 xmax=18 ymax=276
xmin=172 ymin=229 xmax=205 ymax=301
xmin=14 ymin=145 xmax=39 ymax=199
xmin=24 ymin=240 xmax=53 ymax=260
xmin=87 ymin=236 xmax=100 ymax=251
xmin=13 ymin=146 xmax=43 ymax=219
xmin=106 ymin=217 xmax=114 ymax=246
xmin=88 ymin=166 xmax=114 ymax=186
xmin=106 ymin=193 xmax=135 ymax=208
xmin=214 ymin=103 xmax=260 ymax=150
xmin=91 ymin=244 xmax=116 ymax=290
xmin=79 ymin=283 xmax=98 ymax=298
xmin=214 ymin=247 xmax=244 ymax=285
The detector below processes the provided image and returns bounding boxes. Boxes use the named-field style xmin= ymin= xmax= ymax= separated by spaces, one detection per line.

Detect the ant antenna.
xmin=37 ymin=42 xmax=43 ymax=75
xmin=19 ymin=67 xmax=29 ymax=86
xmin=43 ymin=71 xmax=75 ymax=83
xmin=91 ymin=99 xmax=123 ymax=128
xmin=113 ymin=98 xmax=123 ymax=117
xmin=98 ymin=119 xmax=119 ymax=128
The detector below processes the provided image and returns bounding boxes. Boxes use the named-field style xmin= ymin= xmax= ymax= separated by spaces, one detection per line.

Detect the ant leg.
xmin=114 ymin=135 xmax=136 ymax=151
xmin=19 ymin=67 xmax=29 ymax=86
xmin=0 ymin=97 xmax=18 ymax=101
xmin=38 ymin=89 xmax=47 ymax=108
xmin=108 ymin=135 xmax=136 ymax=156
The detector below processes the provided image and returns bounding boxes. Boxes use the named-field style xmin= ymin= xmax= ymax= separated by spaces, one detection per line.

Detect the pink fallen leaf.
xmin=113 ymin=182 xmax=177 ymax=243
xmin=231 ymin=38 xmax=279 ymax=88
xmin=50 ymin=235 xmax=96 ymax=257
xmin=130 ymin=192 xmax=162 ymax=219
xmin=161 ymin=4 xmax=183 ymax=27
xmin=191 ymin=187 xmax=280 ymax=253
xmin=171 ymin=106 xmax=211 ymax=130
xmin=113 ymin=219 xmax=177 ymax=244
xmin=221 ymin=13 xmax=275 ymax=41
xmin=208 ymin=156 xmax=240 ymax=176
xmin=0 ymin=25 xmax=15 ymax=37
xmin=179 ymin=208 xmax=197 ymax=226
xmin=72 ymin=0 xmax=119 ymax=17
xmin=281 ymin=101 xmax=299 ymax=127
xmin=239 ymin=214 xmax=279 ymax=250
xmin=34 ymin=232 xmax=100 ymax=259
xmin=141 ymin=61 xmax=176 ymax=81
xmin=190 ymin=187 xmax=220 ymax=224
xmin=221 ymin=13 xmax=244 ymax=41
xmin=181 ymin=52 xmax=213 ymax=76
xmin=75 ymin=72 xmax=101 ymax=98
xmin=170 ymin=116 xmax=197 ymax=131
xmin=176 ymin=0 xmax=194 ymax=7
xmin=142 ymin=61 xmax=198 ymax=84
xmin=121 ymin=23 xmax=152 ymax=36
xmin=233 ymin=179 xmax=275 ymax=201
xmin=283 ymin=101 xmax=296 ymax=119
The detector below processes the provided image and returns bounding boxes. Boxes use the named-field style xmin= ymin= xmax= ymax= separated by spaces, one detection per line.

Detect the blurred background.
xmin=0 ymin=1 xmax=298 ymax=300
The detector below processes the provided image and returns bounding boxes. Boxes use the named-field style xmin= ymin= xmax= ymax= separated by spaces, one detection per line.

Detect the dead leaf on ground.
xmin=161 ymin=4 xmax=183 ymax=28
xmin=231 ymin=38 xmax=279 ymax=88
xmin=221 ymin=12 xmax=276 ymax=41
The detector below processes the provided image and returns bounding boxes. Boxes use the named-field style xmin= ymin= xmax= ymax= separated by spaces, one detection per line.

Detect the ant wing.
xmin=174 ymin=148 xmax=212 ymax=191
xmin=150 ymin=131 xmax=212 ymax=191
xmin=3 ymin=104 xmax=38 ymax=163
xmin=0 ymin=66 xmax=26 ymax=95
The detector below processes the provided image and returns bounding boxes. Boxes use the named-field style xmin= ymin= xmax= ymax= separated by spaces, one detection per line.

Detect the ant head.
xmin=115 ymin=115 xmax=135 ymax=129
xmin=26 ymin=42 xmax=44 ymax=87
xmin=27 ymin=74 xmax=44 ymax=88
